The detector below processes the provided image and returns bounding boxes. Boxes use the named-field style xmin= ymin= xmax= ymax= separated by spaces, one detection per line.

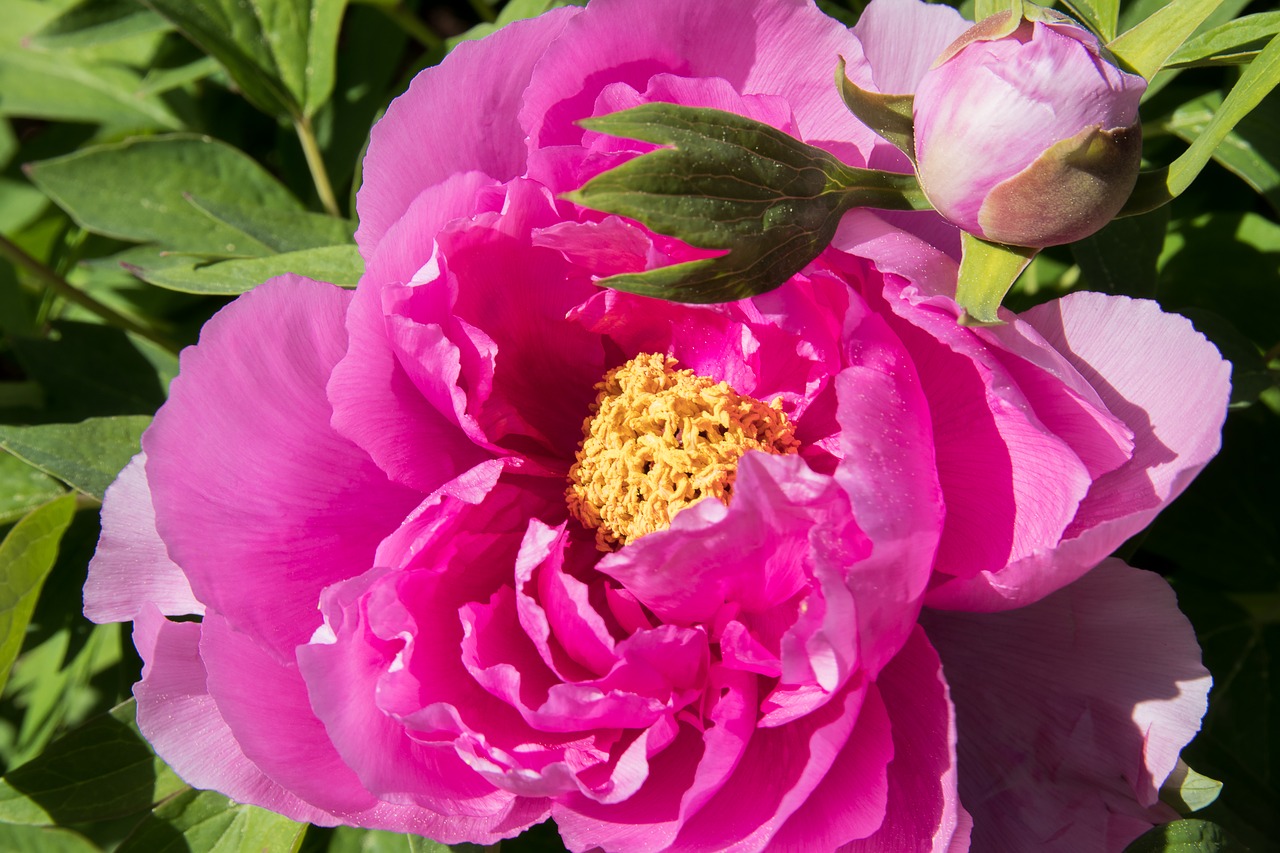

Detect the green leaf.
xmin=0 ymin=825 xmax=99 ymax=853
xmin=1161 ymin=759 xmax=1225 ymax=813
xmin=835 ymin=57 xmax=915 ymax=159
xmin=0 ymin=495 xmax=75 ymax=697
xmin=129 ymin=243 xmax=363 ymax=294
xmin=953 ymin=232 xmax=1037 ymax=324
xmin=116 ymin=788 xmax=308 ymax=853
xmin=1166 ymin=11 xmax=1280 ymax=67
xmin=27 ymin=135 xmax=307 ymax=256
xmin=0 ymin=456 xmax=64 ymax=527
xmin=0 ymin=699 xmax=187 ymax=826
xmin=1122 ymin=819 xmax=1246 ymax=852
xmin=566 ymin=102 xmax=925 ymax=303
xmin=0 ymin=416 xmax=151 ymax=500
xmin=184 ymin=193 xmax=354 ymax=253
xmin=1070 ymin=204 xmax=1169 ymax=297
xmin=28 ymin=0 xmax=171 ymax=50
xmin=139 ymin=0 xmax=349 ymax=119
xmin=1061 ymin=0 xmax=1121 ymax=42
xmin=1158 ymin=89 xmax=1280 ymax=211
xmin=1108 ymin=0 xmax=1227 ymax=79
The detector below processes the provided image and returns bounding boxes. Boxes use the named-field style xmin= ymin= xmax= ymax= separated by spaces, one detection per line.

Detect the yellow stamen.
xmin=566 ymin=353 xmax=799 ymax=551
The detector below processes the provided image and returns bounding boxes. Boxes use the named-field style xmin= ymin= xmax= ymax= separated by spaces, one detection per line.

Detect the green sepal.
xmin=835 ymin=57 xmax=916 ymax=161
xmin=954 ymin=231 xmax=1037 ymax=325
xmin=565 ymin=103 xmax=928 ymax=303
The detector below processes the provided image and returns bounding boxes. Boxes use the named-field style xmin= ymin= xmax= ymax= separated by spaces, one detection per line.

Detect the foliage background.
xmin=0 ymin=0 xmax=1275 ymax=850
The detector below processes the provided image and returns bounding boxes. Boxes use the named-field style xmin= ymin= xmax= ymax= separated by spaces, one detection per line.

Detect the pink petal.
xmin=839 ymin=627 xmax=964 ymax=853
xmin=84 ymin=453 xmax=202 ymax=623
xmin=928 ymin=294 xmax=1230 ymax=610
xmin=131 ymin=606 xmax=335 ymax=826
xmin=851 ymin=0 xmax=971 ymax=94
xmin=143 ymin=276 xmax=419 ymax=658
xmin=355 ymin=7 xmax=581 ymax=258
xmin=922 ymin=560 xmax=1210 ymax=850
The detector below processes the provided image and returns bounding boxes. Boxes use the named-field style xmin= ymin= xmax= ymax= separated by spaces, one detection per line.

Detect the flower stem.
xmin=294 ymin=115 xmax=342 ymax=218
xmin=0 ymin=233 xmax=182 ymax=355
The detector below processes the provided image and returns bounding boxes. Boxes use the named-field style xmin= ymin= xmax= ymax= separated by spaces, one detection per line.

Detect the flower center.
xmin=566 ymin=353 xmax=799 ymax=551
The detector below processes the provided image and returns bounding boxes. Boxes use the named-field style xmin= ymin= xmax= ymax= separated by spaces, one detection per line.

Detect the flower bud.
xmin=913 ymin=8 xmax=1146 ymax=247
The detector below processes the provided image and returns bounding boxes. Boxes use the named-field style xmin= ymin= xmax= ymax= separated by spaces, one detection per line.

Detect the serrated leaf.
xmin=29 ymin=0 xmax=171 ymax=49
xmin=116 ymin=788 xmax=307 ymax=853
xmin=1108 ymin=0 xmax=1227 ymax=79
xmin=1161 ymin=759 xmax=1225 ymax=813
xmin=953 ymin=232 xmax=1036 ymax=324
xmin=0 ymin=416 xmax=151 ymax=500
xmin=27 ymin=135 xmax=306 ymax=256
xmin=0 ymin=495 xmax=75 ymax=697
xmin=129 ymin=243 xmax=363 ymax=294
xmin=140 ymin=0 xmax=348 ymax=119
xmin=1166 ymin=11 xmax=1280 ymax=66
xmin=0 ymin=699 xmax=187 ymax=826
xmin=567 ymin=102 xmax=925 ymax=303
xmin=1123 ymin=819 xmax=1246 ymax=852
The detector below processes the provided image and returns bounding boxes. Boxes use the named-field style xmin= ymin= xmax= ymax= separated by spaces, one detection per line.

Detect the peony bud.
xmin=913 ymin=7 xmax=1146 ymax=247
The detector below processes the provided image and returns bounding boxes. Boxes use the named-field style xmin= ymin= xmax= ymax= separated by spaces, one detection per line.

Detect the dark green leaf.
xmin=0 ymin=455 xmax=64 ymax=527
xmin=116 ymin=788 xmax=307 ymax=853
xmin=1167 ymin=11 xmax=1280 ymax=67
xmin=1071 ymin=204 xmax=1170 ymax=297
xmin=27 ymin=135 xmax=306 ymax=256
xmin=29 ymin=0 xmax=171 ymax=50
xmin=1123 ymin=819 xmax=1247 ymax=852
xmin=140 ymin=0 xmax=348 ymax=119
xmin=0 ymin=416 xmax=151 ymax=500
xmin=0 ymin=699 xmax=187 ymax=825
xmin=566 ymin=103 xmax=924 ymax=303
xmin=1159 ymin=89 xmax=1280 ymax=211
xmin=0 ymin=495 xmax=76 ymax=697
xmin=129 ymin=244 xmax=363 ymax=294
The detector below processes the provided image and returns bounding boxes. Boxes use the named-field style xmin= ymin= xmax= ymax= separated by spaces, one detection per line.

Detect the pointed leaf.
xmin=0 ymin=495 xmax=76 ymax=697
xmin=28 ymin=0 xmax=171 ymax=50
xmin=1160 ymin=759 xmax=1225 ymax=813
xmin=116 ymin=788 xmax=307 ymax=853
xmin=954 ymin=231 xmax=1036 ymax=324
xmin=184 ymin=193 xmax=354 ymax=253
xmin=0 ymin=416 xmax=151 ymax=500
xmin=835 ymin=57 xmax=915 ymax=159
xmin=128 ymin=244 xmax=364 ymax=294
xmin=1108 ymin=0 xmax=1228 ymax=79
xmin=0 ymin=699 xmax=187 ymax=826
xmin=27 ymin=135 xmax=306 ymax=256
xmin=1166 ymin=11 xmax=1280 ymax=67
xmin=1159 ymin=89 xmax=1280 ymax=210
xmin=567 ymin=102 xmax=925 ymax=303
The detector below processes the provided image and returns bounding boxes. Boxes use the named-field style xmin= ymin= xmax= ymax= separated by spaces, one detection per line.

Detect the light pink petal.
xmin=84 ymin=453 xmax=201 ymax=623
xmin=355 ymin=7 xmax=580 ymax=258
xmin=143 ymin=276 xmax=419 ymax=658
xmin=922 ymin=560 xmax=1210 ymax=851
xmin=928 ymin=294 xmax=1230 ymax=610
xmin=521 ymin=0 xmax=880 ymax=164
xmin=840 ymin=627 xmax=964 ymax=853
xmin=131 ymin=606 xmax=335 ymax=826
xmin=852 ymin=0 xmax=971 ymax=94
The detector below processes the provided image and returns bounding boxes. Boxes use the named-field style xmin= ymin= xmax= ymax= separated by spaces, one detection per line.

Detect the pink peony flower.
xmin=85 ymin=0 xmax=1229 ymax=850
xmin=907 ymin=2 xmax=1147 ymax=246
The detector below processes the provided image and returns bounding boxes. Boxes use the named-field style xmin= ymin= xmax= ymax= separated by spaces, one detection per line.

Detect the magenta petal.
xmin=840 ymin=627 xmax=965 ymax=853
xmin=84 ymin=453 xmax=201 ymax=623
xmin=355 ymin=7 xmax=580 ymax=258
xmin=922 ymin=560 xmax=1210 ymax=851
xmin=143 ymin=276 xmax=419 ymax=657
xmin=131 ymin=606 xmax=335 ymax=826
xmin=927 ymin=294 xmax=1230 ymax=610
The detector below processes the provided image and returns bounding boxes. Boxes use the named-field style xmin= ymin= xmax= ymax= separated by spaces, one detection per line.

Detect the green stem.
xmin=0 ymin=233 xmax=182 ymax=355
xmin=295 ymin=115 xmax=342 ymax=218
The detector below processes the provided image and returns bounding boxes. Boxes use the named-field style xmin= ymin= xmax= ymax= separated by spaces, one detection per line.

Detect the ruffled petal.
xmin=927 ymin=294 xmax=1230 ymax=610
xmin=143 ymin=276 xmax=420 ymax=658
xmin=84 ymin=453 xmax=201 ymax=623
xmin=922 ymin=560 xmax=1210 ymax=850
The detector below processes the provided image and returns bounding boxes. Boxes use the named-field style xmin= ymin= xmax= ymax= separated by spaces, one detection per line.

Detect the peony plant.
xmin=78 ymin=1 xmax=1235 ymax=851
